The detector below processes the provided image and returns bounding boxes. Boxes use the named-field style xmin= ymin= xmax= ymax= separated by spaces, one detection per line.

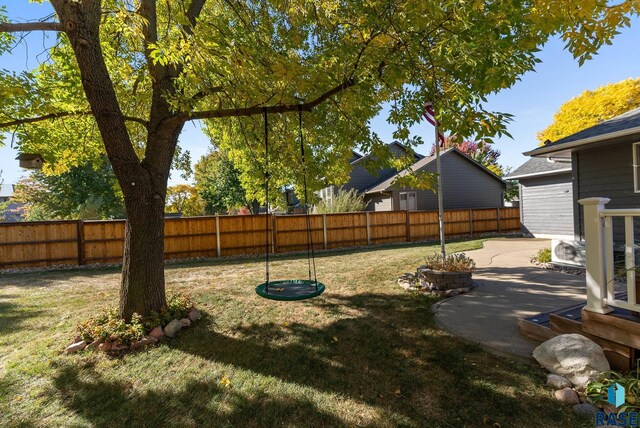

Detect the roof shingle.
xmin=504 ymin=157 xmax=571 ymax=179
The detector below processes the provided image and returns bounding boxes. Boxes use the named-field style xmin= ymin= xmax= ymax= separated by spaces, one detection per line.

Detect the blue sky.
xmin=1 ymin=1 xmax=639 ymax=186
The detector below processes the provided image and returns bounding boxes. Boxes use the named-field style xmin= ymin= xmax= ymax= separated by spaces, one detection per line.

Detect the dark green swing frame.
xmin=256 ymin=279 xmax=325 ymax=301
xmin=255 ymin=106 xmax=325 ymax=301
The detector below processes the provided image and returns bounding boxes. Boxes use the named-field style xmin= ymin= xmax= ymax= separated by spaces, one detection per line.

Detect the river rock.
xmin=547 ymin=374 xmax=572 ymax=389
xmin=188 ymin=308 xmax=202 ymax=323
xmin=164 ymin=319 xmax=183 ymax=337
xmin=573 ymin=403 xmax=598 ymax=418
xmin=149 ymin=326 xmax=164 ymax=339
xmin=554 ymin=388 xmax=580 ymax=405
xmin=66 ymin=341 xmax=87 ymax=354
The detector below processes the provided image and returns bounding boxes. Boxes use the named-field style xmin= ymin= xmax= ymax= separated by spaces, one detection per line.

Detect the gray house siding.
xmin=389 ymin=151 xmax=503 ymax=210
xmin=364 ymin=194 xmax=392 ymax=211
xmin=342 ymin=163 xmax=396 ymax=193
xmin=326 ymin=142 xmax=419 ymax=195
xmin=574 ymin=140 xmax=640 ymax=242
xmin=519 ymin=173 xmax=574 ymax=238
xmin=320 ymin=146 xmax=503 ymax=212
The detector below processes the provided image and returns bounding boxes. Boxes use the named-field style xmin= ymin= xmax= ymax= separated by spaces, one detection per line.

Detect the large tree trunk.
xmin=50 ymin=0 xmax=192 ymax=320
xmin=119 ymin=183 xmax=167 ymax=321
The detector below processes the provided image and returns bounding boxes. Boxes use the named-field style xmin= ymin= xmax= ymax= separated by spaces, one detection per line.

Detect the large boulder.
xmin=533 ymin=334 xmax=610 ymax=387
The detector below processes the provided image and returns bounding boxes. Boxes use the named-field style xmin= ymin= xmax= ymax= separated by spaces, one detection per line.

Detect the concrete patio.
xmin=434 ymin=238 xmax=587 ymax=358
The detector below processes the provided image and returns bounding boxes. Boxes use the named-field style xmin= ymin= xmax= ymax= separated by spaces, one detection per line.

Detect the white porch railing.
xmin=580 ymin=197 xmax=640 ymax=314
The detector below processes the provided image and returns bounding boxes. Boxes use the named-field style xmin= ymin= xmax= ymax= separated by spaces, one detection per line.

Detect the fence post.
xmin=497 ymin=207 xmax=501 ymax=234
xmin=271 ymin=214 xmax=277 ymax=253
xmin=469 ymin=209 xmax=474 ymax=238
xmin=579 ymin=197 xmax=612 ymax=314
xmin=405 ymin=210 xmax=411 ymax=242
xmin=76 ymin=219 xmax=85 ymax=265
xmin=215 ymin=215 xmax=221 ymax=257
xmin=322 ymin=214 xmax=328 ymax=250
xmin=366 ymin=212 xmax=371 ymax=246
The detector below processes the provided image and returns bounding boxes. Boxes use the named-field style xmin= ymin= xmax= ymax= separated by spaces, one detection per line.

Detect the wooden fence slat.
xmin=0 ymin=207 xmax=521 ymax=269
xmin=77 ymin=220 xmax=85 ymax=265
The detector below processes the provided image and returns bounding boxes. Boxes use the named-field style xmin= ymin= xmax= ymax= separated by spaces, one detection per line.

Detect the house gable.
xmin=340 ymin=142 xmax=423 ymax=193
xmin=366 ymin=148 xmax=505 ymax=194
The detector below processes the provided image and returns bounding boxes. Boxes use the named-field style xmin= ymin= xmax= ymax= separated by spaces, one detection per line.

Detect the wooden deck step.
xmin=518 ymin=302 xmax=584 ymax=343
xmin=518 ymin=318 xmax=557 ymax=343
xmin=519 ymin=299 xmax=634 ymax=371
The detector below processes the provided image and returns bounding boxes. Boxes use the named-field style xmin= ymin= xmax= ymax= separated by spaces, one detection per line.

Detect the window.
xmin=635 ymin=143 xmax=640 ymax=193
xmin=399 ymin=192 xmax=417 ymax=210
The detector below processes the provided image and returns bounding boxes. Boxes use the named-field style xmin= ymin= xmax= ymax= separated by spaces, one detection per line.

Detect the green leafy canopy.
xmin=0 ymin=1 xmax=637 ymax=198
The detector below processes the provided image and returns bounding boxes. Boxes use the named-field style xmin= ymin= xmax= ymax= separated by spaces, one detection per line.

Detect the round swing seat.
xmin=255 ymin=279 xmax=325 ymax=301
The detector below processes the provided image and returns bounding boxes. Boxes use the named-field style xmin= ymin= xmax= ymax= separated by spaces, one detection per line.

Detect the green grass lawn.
xmin=0 ymin=239 xmax=588 ymax=427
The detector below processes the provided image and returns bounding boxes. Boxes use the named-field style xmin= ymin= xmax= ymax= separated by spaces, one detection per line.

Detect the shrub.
xmin=143 ymin=292 xmax=194 ymax=330
xmin=424 ymin=253 xmax=476 ymax=272
xmin=532 ymin=247 xmax=552 ymax=264
xmin=77 ymin=308 xmax=146 ymax=345
xmin=587 ymin=368 xmax=640 ymax=412
xmin=76 ymin=292 xmax=194 ymax=344
xmin=315 ymin=188 xmax=367 ymax=213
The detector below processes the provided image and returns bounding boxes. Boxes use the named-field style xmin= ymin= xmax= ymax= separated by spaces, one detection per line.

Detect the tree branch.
xmin=183 ymin=78 xmax=356 ymax=122
xmin=0 ymin=21 xmax=63 ymax=33
xmin=0 ymin=111 xmax=149 ymax=129
xmin=183 ymin=0 xmax=207 ymax=35
xmin=190 ymin=86 xmax=224 ymax=102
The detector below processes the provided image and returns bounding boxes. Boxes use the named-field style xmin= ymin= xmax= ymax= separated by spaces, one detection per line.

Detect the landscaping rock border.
xmin=398 ymin=268 xmax=474 ymax=298
xmin=65 ymin=307 xmax=202 ymax=356
xmin=417 ymin=267 xmax=473 ymax=290
xmin=535 ymin=335 xmax=617 ymax=419
xmin=531 ymin=260 xmax=586 ymax=277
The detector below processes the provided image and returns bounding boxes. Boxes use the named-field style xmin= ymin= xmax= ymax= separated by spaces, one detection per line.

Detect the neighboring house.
xmin=318 ymin=141 xmax=423 ymax=210
xmin=320 ymin=142 xmax=505 ymax=211
xmin=524 ymin=107 xmax=640 ymax=242
xmin=0 ymin=183 xmax=13 ymax=203
xmin=505 ymin=157 xmax=573 ymax=239
xmin=0 ymin=184 xmax=23 ymax=222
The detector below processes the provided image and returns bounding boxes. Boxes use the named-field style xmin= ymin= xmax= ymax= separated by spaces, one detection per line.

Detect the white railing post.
xmin=579 ymin=197 xmax=612 ymax=314
xmin=625 ymin=216 xmax=636 ymax=306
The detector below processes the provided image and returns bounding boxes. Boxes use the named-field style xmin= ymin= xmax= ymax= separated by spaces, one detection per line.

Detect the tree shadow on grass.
xmin=50 ymin=292 xmax=586 ymax=427
xmin=163 ymin=293 xmax=580 ymax=427
xmin=0 ymin=295 xmax=45 ymax=336
xmin=52 ymin=365 xmax=346 ymax=428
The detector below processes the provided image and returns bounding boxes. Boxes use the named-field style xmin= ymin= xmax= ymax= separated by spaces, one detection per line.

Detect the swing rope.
xmin=256 ymin=107 xmax=324 ymax=301
xmin=263 ymin=108 xmax=270 ymax=293
xmin=298 ymin=106 xmax=318 ymax=290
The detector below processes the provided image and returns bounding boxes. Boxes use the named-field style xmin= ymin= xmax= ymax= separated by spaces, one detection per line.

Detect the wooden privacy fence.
xmin=0 ymin=207 xmax=520 ymax=269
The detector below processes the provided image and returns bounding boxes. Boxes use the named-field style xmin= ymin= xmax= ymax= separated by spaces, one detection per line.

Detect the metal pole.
xmin=434 ymin=108 xmax=446 ymax=259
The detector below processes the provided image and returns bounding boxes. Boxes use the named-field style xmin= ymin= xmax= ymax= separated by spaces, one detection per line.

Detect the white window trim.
xmin=634 ymin=142 xmax=640 ymax=193
xmin=399 ymin=191 xmax=417 ymax=211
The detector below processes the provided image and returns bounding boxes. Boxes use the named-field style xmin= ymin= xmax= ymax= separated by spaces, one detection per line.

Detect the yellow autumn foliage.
xmin=538 ymin=78 xmax=640 ymax=145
